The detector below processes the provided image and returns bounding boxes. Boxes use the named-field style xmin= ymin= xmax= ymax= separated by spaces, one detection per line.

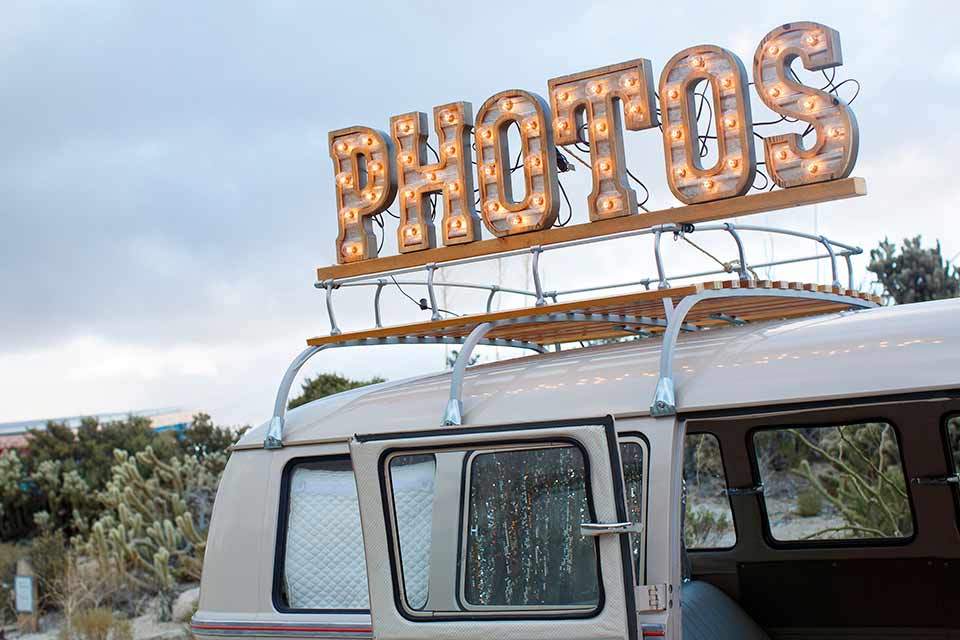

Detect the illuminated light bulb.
xmin=483 ymin=163 xmax=497 ymax=177
xmin=527 ymin=155 xmax=542 ymax=169
xmin=402 ymin=153 xmax=414 ymax=165
xmin=558 ymin=90 xmax=571 ymax=102
xmin=340 ymin=208 xmax=358 ymax=222
xmin=486 ymin=200 xmax=501 ymax=214
xmin=776 ymin=149 xmax=789 ymax=161
xmin=554 ymin=117 xmax=570 ymax=131
xmin=671 ymin=127 xmax=684 ymax=141
xmin=721 ymin=77 xmax=733 ymax=89
xmin=367 ymin=161 xmax=381 ymax=173
xmin=425 ymin=170 xmax=438 ymax=182
xmin=398 ymin=120 xmax=414 ymax=134
xmin=805 ymin=33 xmax=820 ymax=46
xmin=675 ymin=166 xmax=687 ymax=178
xmin=668 ymin=88 xmax=680 ymax=100
xmin=767 ymin=86 xmax=782 ymax=99
xmin=531 ymin=194 xmax=545 ymax=208
xmin=363 ymin=135 xmax=375 ymax=146
xmin=808 ymin=163 xmax=820 ymax=175
xmin=511 ymin=214 xmax=524 ymax=225
xmin=480 ymin=127 xmax=493 ymax=141
xmin=444 ymin=111 xmax=458 ymax=124
xmin=449 ymin=217 xmax=464 ymax=230
xmin=445 ymin=144 xmax=457 ymax=156
xmin=501 ymin=98 xmax=514 ymax=111
xmin=336 ymin=172 xmax=353 ymax=187
xmin=803 ymin=97 xmax=817 ymax=111
xmin=767 ymin=44 xmax=780 ymax=56
xmin=335 ymin=141 xmax=349 ymax=153
xmin=589 ymin=83 xmax=604 ymax=96
xmin=622 ymin=74 xmax=639 ymax=88
xmin=525 ymin=119 xmax=539 ymax=133
xmin=363 ymin=190 xmax=377 ymax=202
xmin=727 ymin=158 xmax=740 ymax=170
xmin=346 ymin=243 xmax=362 ymax=256
xmin=447 ymin=181 xmax=460 ymax=193
xmin=701 ymin=178 xmax=715 ymax=190
xmin=691 ymin=55 xmax=706 ymax=69
xmin=594 ymin=119 xmax=608 ymax=134
xmin=724 ymin=116 xmax=738 ymax=129
xmin=828 ymin=127 xmax=843 ymax=138
xmin=598 ymin=160 xmax=611 ymax=173
xmin=628 ymin=103 xmax=643 ymax=117
xmin=403 ymin=189 xmax=415 ymax=200
xmin=602 ymin=198 xmax=618 ymax=211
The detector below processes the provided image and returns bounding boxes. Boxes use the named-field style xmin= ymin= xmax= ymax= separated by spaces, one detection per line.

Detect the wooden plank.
xmin=317 ymin=177 xmax=867 ymax=281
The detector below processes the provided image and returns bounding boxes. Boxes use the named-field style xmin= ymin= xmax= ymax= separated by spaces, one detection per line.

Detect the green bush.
xmin=796 ymin=488 xmax=822 ymax=517
xmin=684 ymin=502 xmax=731 ymax=548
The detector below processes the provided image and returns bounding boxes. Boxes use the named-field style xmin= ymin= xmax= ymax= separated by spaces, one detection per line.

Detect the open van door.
xmin=350 ymin=417 xmax=640 ymax=640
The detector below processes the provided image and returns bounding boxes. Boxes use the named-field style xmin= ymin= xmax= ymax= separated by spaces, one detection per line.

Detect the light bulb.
xmin=803 ymin=97 xmax=817 ymax=111
xmin=402 ymin=153 xmax=414 ymax=165
xmin=363 ymin=135 xmax=375 ymax=146
xmin=622 ymin=74 xmax=639 ymax=89
xmin=450 ymin=217 xmax=464 ymax=230
xmin=480 ymin=128 xmax=493 ymax=141
xmin=341 ymin=208 xmax=357 ymax=222
xmin=675 ymin=166 xmax=687 ymax=178
xmin=668 ymin=88 xmax=680 ymax=100
xmin=404 ymin=189 xmax=415 ymax=200
xmin=776 ymin=149 xmax=789 ymax=161
xmin=486 ymin=200 xmax=500 ymax=214
xmin=525 ymin=119 xmax=539 ymax=133
xmin=483 ymin=163 xmax=496 ymax=177
xmin=399 ymin=121 xmax=413 ymax=134
xmin=445 ymin=144 xmax=457 ymax=156
xmin=805 ymin=33 xmax=820 ymax=46
xmin=367 ymin=161 xmax=381 ymax=173
xmin=768 ymin=86 xmax=782 ymax=99
xmin=594 ymin=120 xmax=608 ymax=134
xmin=721 ymin=77 xmax=733 ymax=89
xmin=691 ymin=55 xmax=706 ymax=69
xmin=363 ymin=190 xmax=377 ymax=202
xmin=767 ymin=44 xmax=780 ymax=56
xmin=511 ymin=214 xmax=524 ymax=225
xmin=501 ymin=98 xmax=514 ymax=111
xmin=532 ymin=194 xmax=545 ymax=208
xmin=558 ymin=90 xmax=571 ymax=102
xmin=598 ymin=160 xmax=611 ymax=172
xmin=425 ymin=171 xmax=438 ymax=182
xmin=701 ymin=179 xmax=715 ymax=190
xmin=527 ymin=155 xmax=542 ymax=169
xmin=727 ymin=158 xmax=740 ymax=169
xmin=335 ymin=141 xmax=349 ymax=153
xmin=336 ymin=172 xmax=353 ymax=187
xmin=448 ymin=181 xmax=460 ymax=193
xmin=671 ymin=127 xmax=684 ymax=141
xmin=405 ymin=226 xmax=420 ymax=239
xmin=444 ymin=111 xmax=457 ymax=124
xmin=602 ymin=198 xmax=618 ymax=211
xmin=724 ymin=116 xmax=738 ymax=129
xmin=628 ymin=103 xmax=643 ymax=117
xmin=589 ymin=83 xmax=604 ymax=96
xmin=346 ymin=243 xmax=362 ymax=256
xmin=554 ymin=117 xmax=570 ymax=131
xmin=808 ymin=163 xmax=819 ymax=175
xmin=828 ymin=127 xmax=843 ymax=138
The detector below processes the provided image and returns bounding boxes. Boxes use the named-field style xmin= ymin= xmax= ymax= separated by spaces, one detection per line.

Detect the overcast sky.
xmin=1 ymin=0 xmax=955 ymax=428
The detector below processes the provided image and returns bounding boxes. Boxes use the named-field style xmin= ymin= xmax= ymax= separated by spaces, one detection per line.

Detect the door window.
xmin=683 ymin=433 xmax=737 ymax=549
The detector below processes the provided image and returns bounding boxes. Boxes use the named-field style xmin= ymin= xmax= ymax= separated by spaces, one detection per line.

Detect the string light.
xmin=336 ymin=141 xmax=349 ymax=153
xmin=368 ymin=161 xmax=382 ymax=173
xmin=501 ymin=98 xmax=514 ymax=111
xmin=337 ymin=172 xmax=353 ymax=187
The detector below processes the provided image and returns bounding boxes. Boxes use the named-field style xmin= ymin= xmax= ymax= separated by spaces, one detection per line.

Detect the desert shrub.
xmin=684 ymin=502 xmax=731 ymax=548
xmin=110 ymin=617 xmax=133 ymax=640
xmin=796 ymin=488 xmax=822 ymax=517
xmin=31 ymin=531 xmax=69 ymax=611
xmin=71 ymin=608 xmax=113 ymax=640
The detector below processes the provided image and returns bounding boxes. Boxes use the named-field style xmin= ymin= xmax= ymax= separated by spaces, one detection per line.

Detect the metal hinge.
xmin=637 ymin=583 xmax=668 ymax=613
xmin=911 ymin=473 xmax=960 ymax=486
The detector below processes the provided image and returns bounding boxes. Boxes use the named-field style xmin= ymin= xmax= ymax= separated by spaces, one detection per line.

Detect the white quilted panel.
xmin=285 ymin=465 xmax=369 ymax=609
xmin=389 ymin=459 xmax=436 ymax=610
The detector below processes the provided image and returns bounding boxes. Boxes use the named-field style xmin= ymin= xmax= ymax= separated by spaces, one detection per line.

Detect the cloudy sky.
xmin=1 ymin=0 xmax=955 ymax=428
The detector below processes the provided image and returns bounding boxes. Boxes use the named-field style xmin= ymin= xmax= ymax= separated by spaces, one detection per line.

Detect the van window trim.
xmin=610 ymin=433 xmax=650 ymax=585
xmin=683 ymin=430 xmax=739 ymax=552
xmin=746 ymin=416 xmax=920 ymax=549
xmin=272 ymin=454 xmax=371 ymax=614
xmin=941 ymin=412 xmax=960 ymax=533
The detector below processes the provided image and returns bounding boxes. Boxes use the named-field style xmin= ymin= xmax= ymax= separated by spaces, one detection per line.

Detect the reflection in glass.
xmin=388 ymin=454 xmax=437 ymax=610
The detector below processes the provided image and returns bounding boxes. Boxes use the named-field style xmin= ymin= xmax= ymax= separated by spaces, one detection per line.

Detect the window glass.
xmin=464 ymin=445 xmax=598 ymax=608
xmin=946 ymin=416 xmax=960 ymax=495
xmin=620 ymin=441 xmax=646 ymax=582
xmin=753 ymin=421 xmax=913 ymax=542
xmin=282 ymin=458 xmax=368 ymax=609
xmin=387 ymin=454 xmax=437 ymax=610
xmin=683 ymin=434 xmax=737 ymax=549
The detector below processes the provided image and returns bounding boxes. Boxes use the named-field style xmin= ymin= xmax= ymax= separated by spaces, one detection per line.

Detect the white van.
xmin=191 ymin=267 xmax=960 ymax=639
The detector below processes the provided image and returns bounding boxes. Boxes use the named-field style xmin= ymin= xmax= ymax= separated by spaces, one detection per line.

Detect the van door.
xmin=349 ymin=417 xmax=639 ymax=640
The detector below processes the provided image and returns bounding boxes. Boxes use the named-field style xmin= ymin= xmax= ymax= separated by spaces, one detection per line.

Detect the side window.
xmin=279 ymin=457 xmax=368 ymax=610
xmin=620 ymin=440 xmax=647 ymax=583
xmin=683 ymin=433 xmax=737 ymax=549
xmin=386 ymin=454 xmax=437 ymax=610
xmin=752 ymin=421 xmax=913 ymax=542
xmin=946 ymin=415 xmax=960 ymax=500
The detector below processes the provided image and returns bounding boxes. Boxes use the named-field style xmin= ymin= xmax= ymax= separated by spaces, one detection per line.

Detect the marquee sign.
xmin=323 ymin=21 xmax=860 ymax=277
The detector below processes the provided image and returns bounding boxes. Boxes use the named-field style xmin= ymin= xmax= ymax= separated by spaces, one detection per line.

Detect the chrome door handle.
xmin=580 ymin=521 xmax=642 ymax=536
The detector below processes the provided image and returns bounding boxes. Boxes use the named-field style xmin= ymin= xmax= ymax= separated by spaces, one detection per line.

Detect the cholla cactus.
xmin=82 ymin=446 xmax=224 ymax=621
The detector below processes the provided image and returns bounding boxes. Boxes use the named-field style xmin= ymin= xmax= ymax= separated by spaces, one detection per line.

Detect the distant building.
xmin=0 ymin=408 xmax=195 ymax=452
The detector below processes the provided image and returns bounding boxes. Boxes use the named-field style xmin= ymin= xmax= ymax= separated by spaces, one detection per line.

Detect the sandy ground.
xmin=690 ymin=493 xmax=845 ymax=547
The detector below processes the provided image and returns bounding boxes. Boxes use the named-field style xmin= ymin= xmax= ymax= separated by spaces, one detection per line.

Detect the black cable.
xmin=556 ymin=179 xmax=573 ymax=226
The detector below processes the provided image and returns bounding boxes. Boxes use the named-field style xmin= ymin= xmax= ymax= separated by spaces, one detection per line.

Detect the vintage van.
xmin=192 ymin=269 xmax=960 ymax=640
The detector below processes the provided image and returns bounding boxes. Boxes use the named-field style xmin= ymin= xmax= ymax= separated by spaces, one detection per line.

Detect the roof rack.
xmin=264 ymin=220 xmax=880 ymax=448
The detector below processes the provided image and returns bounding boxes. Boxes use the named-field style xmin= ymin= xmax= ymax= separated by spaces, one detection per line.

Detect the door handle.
xmin=580 ymin=521 xmax=642 ymax=536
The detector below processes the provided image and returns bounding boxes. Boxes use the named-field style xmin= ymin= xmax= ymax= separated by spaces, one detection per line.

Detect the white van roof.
xmin=237 ymin=298 xmax=960 ymax=448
